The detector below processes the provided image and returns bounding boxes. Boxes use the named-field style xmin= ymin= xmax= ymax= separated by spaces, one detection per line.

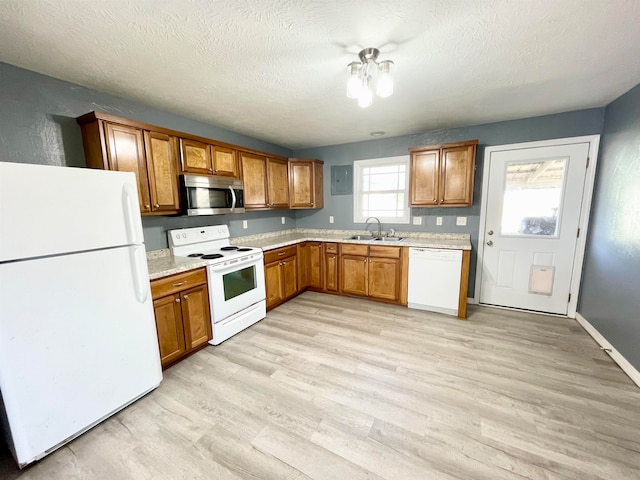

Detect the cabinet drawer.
xmin=151 ymin=268 xmax=207 ymax=299
xmin=264 ymin=245 xmax=297 ymax=264
xmin=340 ymin=243 xmax=369 ymax=256
xmin=324 ymin=242 xmax=338 ymax=253
xmin=369 ymin=245 xmax=402 ymax=258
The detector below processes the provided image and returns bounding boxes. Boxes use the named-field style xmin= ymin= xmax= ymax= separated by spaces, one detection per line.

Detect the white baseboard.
xmin=575 ymin=312 xmax=640 ymax=388
xmin=466 ymin=297 xmax=477 ymax=305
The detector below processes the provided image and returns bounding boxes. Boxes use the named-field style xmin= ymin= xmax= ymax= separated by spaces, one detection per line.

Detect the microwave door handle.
xmin=229 ymin=185 xmax=237 ymax=212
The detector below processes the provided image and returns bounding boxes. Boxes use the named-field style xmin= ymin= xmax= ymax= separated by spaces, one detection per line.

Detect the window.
xmin=353 ymin=156 xmax=410 ymax=224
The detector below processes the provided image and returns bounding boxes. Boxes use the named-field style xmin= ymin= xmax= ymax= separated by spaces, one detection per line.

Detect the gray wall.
xmin=293 ymin=109 xmax=606 ymax=295
xmin=579 ymin=83 xmax=640 ymax=371
xmin=0 ymin=62 xmax=293 ymax=248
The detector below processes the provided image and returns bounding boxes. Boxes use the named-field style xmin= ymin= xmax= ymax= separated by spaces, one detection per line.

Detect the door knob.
xmin=488 ymin=230 xmax=494 ymax=235
xmin=486 ymin=240 xmax=493 ymax=246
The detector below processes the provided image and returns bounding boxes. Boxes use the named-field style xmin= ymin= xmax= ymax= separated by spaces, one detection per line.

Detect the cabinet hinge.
xmin=568 ymin=293 xmax=572 ymax=302
xmin=586 ymin=157 xmax=590 ymax=168
xmin=577 ymin=228 xmax=580 ymax=238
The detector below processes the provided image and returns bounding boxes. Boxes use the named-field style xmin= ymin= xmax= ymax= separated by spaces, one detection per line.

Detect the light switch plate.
xmin=436 ymin=216 xmax=443 ymax=226
xmin=412 ymin=217 xmax=423 ymax=225
xmin=242 ymin=220 xmax=248 ymax=229
xmin=329 ymin=216 xmax=334 ymax=224
xmin=281 ymin=217 xmax=286 ymax=225
xmin=456 ymin=216 xmax=467 ymax=226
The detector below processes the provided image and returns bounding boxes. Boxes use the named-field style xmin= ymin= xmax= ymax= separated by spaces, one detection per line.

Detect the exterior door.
xmin=479 ymin=141 xmax=590 ymax=314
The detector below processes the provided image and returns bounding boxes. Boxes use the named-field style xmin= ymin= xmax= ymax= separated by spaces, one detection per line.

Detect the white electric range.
xmin=169 ymin=225 xmax=266 ymax=345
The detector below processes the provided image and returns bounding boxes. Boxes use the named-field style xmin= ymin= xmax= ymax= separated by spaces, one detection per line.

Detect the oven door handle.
xmin=208 ymin=257 xmax=261 ymax=274
xmin=229 ymin=186 xmax=237 ymax=212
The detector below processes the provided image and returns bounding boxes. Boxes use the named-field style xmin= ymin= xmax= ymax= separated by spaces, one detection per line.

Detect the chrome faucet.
xmin=364 ymin=217 xmax=382 ymax=239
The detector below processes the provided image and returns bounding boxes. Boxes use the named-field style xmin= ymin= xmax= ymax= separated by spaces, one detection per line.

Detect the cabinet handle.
xmin=433 ymin=200 xmax=437 ymax=204
xmin=172 ymin=281 xmax=187 ymax=287
xmin=183 ymin=294 xmax=189 ymax=299
xmin=154 ymin=204 xmax=160 ymax=208
xmin=145 ymin=204 xmax=151 ymax=209
xmin=278 ymin=252 xmax=285 ymax=256
xmin=175 ymin=298 xmax=181 ymax=303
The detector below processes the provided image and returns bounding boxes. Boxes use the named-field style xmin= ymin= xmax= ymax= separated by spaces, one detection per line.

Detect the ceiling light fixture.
xmin=347 ymin=48 xmax=394 ymax=108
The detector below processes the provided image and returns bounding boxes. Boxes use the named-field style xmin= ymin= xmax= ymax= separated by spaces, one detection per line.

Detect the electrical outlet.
xmin=242 ymin=220 xmax=248 ymax=229
xmin=436 ymin=216 xmax=443 ymax=226
xmin=281 ymin=217 xmax=286 ymax=225
xmin=412 ymin=217 xmax=423 ymax=225
xmin=456 ymin=216 xmax=467 ymax=226
xmin=329 ymin=216 xmax=334 ymax=224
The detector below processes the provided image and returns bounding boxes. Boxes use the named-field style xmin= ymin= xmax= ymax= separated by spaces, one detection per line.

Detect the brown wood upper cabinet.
xmin=409 ymin=140 xmax=478 ymax=207
xmin=77 ymin=114 xmax=180 ymax=215
xmin=288 ymin=159 xmax=324 ymax=209
xmin=179 ymin=139 xmax=240 ymax=178
xmin=240 ymin=153 xmax=290 ymax=209
xmin=267 ymin=158 xmax=290 ymax=207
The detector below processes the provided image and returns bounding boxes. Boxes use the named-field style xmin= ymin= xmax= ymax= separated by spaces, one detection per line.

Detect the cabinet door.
xmin=153 ymin=294 xmax=186 ymax=367
xmin=144 ymin=131 xmax=180 ymax=214
xmin=308 ymin=242 xmax=323 ymax=289
xmin=440 ymin=144 xmax=476 ymax=206
xmin=181 ymin=284 xmax=212 ymax=351
xmin=297 ymin=242 xmax=309 ymax=290
xmin=265 ymin=260 xmax=283 ymax=308
xmin=267 ymin=158 xmax=290 ymax=207
xmin=241 ymin=152 xmax=269 ymax=208
xmin=282 ymin=255 xmax=298 ymax=300
xmin=368 ymin=257 xmax=401 ymax=302
xmin=325 ymin=252 xmax=338 ymax=292
xmin=340 ymin=255 xmax=368 ymax=296
xmin=105 ymin=123 xmax=151 ymax=213
xmin=212 ymin=145 xmax=239 ymax=178
xmin=289 ymin=161 xmax=314 ymax=207
xmin=409 ymin=149 xmax=439 ymax=206
xmin=180 ymin=138 xmax=212 ymax=175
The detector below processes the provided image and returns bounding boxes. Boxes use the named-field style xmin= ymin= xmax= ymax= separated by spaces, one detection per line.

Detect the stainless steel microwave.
xmin=180 ymin=175 xmax=245 ymax=216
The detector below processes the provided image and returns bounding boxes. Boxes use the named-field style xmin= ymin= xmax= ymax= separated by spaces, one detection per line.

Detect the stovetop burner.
xmin=220 ymin=246 xmax=239 ymax=251
xmin=201 ymin=253 xmax=224 ymax=260
xmin=187 ymin=253 xmax=204 ymax=258
xmin=237 ymin=248 xmax=253 ymax=252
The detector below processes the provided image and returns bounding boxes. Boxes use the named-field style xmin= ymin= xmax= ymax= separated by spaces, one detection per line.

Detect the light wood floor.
xmin=2 ymin=291 xmax=640 ymax=480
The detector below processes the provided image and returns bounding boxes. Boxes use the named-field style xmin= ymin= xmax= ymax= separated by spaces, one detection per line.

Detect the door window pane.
xmin=501 ymin=159 xmax=566 ymax=236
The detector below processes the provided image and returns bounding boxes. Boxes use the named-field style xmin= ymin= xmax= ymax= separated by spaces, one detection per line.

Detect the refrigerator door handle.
xmin=122 ymin=182 xmax=141 ymax=245
xmin=130 ymin=245 xmax=149 ymax=303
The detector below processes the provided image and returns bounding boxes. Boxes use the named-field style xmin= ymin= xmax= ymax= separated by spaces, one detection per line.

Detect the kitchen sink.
xmin=345 ymin=235 xmax=405 ymax=243
xmin=345 ymin=235 xmax=373 ymax=240
xmin=373 ymin=237 xmax=405 ymax=243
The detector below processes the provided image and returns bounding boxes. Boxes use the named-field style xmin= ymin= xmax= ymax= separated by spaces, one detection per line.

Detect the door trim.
xmin=475 ymin=135 xmax=601 ymax=318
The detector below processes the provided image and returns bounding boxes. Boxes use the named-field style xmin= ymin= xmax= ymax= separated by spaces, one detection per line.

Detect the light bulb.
xmin=358 ymin=75 xmax=373 ymax=108
xmin=346 ymin=62 xmax=362 ymax=99
xmin=376 ymin=60 xmax=394 ymax=98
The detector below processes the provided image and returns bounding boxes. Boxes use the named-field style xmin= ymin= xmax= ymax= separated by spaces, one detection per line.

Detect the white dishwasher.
xmin=408 ymin=247 xmax=462 ymax=316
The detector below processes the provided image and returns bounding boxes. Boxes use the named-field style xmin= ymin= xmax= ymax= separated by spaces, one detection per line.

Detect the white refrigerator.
xmin=0 ymin=162 xmax=162 ymax=467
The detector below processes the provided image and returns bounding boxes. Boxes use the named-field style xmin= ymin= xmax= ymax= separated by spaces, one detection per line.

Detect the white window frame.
xmin=353 ymin=155 xmax=410 ymax=224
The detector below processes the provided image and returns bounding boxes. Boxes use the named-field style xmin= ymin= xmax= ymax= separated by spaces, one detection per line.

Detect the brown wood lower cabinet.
xmin=339 ymin=244 xmax=407 ymax=304
xmin=266 ymin=242 xmax=409 ymax=311
xmin=151 ymin=268 xmax=212 ymax=368
xmin=264 ymin=246 xmax=298 ymax=309
xmin=324 ymin=243 xmax=338 ymax=292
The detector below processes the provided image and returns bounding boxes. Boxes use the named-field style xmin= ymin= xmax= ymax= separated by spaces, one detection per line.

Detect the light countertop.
xmin=147 ymin=229 xmax=472 ymax=280
xmin=231 ymin=229 xmax=472 ymax=251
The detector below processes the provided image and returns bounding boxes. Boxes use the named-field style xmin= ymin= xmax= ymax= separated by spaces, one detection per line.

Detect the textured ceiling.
xmin=1 ymin=0 xmax=640 ymax=149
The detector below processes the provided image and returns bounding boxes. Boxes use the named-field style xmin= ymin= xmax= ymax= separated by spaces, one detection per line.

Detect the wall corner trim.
xmin=575 ymin=312 xmax=640 ymax=389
